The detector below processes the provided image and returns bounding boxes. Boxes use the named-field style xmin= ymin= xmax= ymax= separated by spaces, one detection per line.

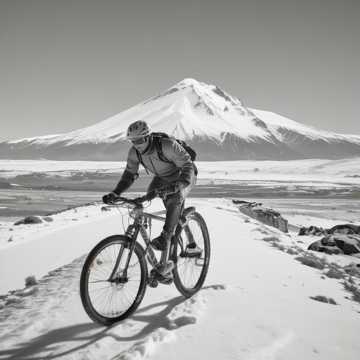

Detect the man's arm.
xmin=162 ymin=139 xmax=195 ymax=186
xmin=113 ymin=147 xmax=140 ymax=195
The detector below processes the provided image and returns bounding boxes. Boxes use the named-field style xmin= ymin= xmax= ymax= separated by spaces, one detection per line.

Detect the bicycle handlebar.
xmin=107 ymin=185 xmax=177 ymax=206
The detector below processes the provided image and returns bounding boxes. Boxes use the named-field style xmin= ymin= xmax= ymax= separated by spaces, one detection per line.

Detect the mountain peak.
xmin=176 ymin=78 xmax=202 ymax=87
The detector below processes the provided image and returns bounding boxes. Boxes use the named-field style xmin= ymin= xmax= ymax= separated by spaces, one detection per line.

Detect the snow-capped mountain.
xmin=1 ymin=78 xmax=360 ymax=160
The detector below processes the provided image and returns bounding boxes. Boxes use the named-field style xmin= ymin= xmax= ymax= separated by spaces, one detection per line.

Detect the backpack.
xmin=135 ymin=132 xmax=198 ymax=174
xmin=152 ymin=132 xmax=197 ymax=162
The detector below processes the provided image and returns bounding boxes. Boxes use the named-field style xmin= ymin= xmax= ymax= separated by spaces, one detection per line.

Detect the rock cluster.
xmin=299 ymin=224 xmax=360 ymax=255
xmin=308 ymin=234 xmax=360 ymax=255
xmin=233 ymin=200 xmax=288 ymax=233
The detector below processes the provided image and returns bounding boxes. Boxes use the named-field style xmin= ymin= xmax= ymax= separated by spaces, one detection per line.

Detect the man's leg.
xmin=160 ymin=174 xmax=197 ymax=262
xmin=154 ymin=191 xmax=184 ymax=274
xmin=147 ymin=176 xmax=166 ymax=195
xmin=163 ymin=173 xmax=197 ymax=234
xmin=148 ymin=176 xmax=172 ymax=250
xmin=151 ymin=174 xmax=197 ymax=275
xmin=162 ymin=192 xmax=184 ymax=237
xmin=176 ymin=175 xmax=202 ymax=255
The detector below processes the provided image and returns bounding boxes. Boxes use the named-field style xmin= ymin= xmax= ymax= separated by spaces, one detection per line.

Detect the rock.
xmin=25 ymin=275 xmax=38 ymax=287
xmin=310 ymin=295 xmax=337 ymax=305
xmin=308 ymin=240 xmax=344 ymax=255
xmin=328 ymin=224 xmax=360 ymax=235
xmin=300 ymin=223 xmax=360 ymax=237
xmin=14 ymin=216 xmax=43 ymax=225
xmin=42 ymin=216 xmax=53 ymax=222
xmin=298 ymin=226 xmax=327 ymax=236
xmin=308 ymin=234 xmax=360 ymax=255
xmin=233 ymin=200 xmax=288 ymax=233
xmin=333 ymin=234 xmax=360 ymax=254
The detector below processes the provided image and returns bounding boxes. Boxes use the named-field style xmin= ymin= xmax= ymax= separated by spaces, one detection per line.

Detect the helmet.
xmin=126 ymin=120 xmax=151 ymax=140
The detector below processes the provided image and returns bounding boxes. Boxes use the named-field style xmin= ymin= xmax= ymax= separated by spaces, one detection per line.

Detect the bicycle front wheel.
xmin=80 ymin=235 xmax=147 ymax=325
xmin=173 ymin=211 xmax=211 ymax=297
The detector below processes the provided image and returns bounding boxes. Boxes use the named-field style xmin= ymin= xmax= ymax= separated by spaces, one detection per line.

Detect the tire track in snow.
xmin=78 ymin=290 xmax=221 ymax=360
xmin=245 ymin=332 xmax=295 ymax=360
xmin=0 ymin=256 xmax=85 ymax=354
xmin=0 ymin=249 xmax=227 ymax=360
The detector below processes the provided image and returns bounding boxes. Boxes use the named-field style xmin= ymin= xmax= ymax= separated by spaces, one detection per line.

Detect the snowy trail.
xmin=0 ymin=254 xmax=219 ymax=360
xmin=0 ymin=199 xmax=360 ymax=359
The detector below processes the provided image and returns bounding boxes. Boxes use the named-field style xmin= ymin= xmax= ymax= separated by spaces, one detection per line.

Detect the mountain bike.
xmin=80 ymin=189 xmax=211 ymax=326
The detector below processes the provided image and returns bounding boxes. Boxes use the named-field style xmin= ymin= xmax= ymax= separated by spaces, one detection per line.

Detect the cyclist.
xmin=103 ymin=120 xmax=201 ymax=277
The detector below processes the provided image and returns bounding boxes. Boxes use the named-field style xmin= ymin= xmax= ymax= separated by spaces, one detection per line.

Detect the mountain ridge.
xmin=1 ymin=78 xmax=360 ymax=160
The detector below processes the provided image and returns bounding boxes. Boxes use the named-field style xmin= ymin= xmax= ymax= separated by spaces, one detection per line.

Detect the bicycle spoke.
xmin=85 ymin=241 xmax=143 ymax=319
xmin=173 ymin=213 xmax=210 ymax=293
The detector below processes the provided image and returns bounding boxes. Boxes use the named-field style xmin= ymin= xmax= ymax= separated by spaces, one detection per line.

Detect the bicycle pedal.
xmin=182 ymin=251 xmax=202 ymax=259
xmin=157 ymin=274 xmax=173 ymax=285
xmin=148 ymin=277 xmax=158 ymax=288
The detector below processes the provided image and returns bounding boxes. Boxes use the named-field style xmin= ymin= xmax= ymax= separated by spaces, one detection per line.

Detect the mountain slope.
xmin=1 ymin=78 xmax=360 ymax=160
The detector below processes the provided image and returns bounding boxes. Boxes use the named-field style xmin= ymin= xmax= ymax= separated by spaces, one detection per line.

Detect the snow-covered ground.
xmin=1 ymin=158 xmax=360 ymax=192
xmin=1 ymin=158 xmax=360 ymax=180
xmin=0 ymin=198 xmax=359 ymax=359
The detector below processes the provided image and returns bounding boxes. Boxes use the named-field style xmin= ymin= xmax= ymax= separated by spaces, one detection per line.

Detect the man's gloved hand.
xmin=102 ymin=192 xmax=119 ymax=204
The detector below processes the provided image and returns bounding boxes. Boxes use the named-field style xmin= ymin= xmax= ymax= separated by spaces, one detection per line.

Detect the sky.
xmin=0 ymin=0 xmax=359 ymax=141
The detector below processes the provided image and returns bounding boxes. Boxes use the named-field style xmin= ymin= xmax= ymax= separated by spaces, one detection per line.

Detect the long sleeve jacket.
xmin=113 ymin=137 xmax=195 ymax=194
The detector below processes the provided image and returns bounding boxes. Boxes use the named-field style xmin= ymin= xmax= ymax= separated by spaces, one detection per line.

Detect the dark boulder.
xmin=299 ymin=223 xmax=360 ymax=237
xmin=299 ymin=226 xmax=326 ymax=236
xmin=328 ymin=224 xmax=360 ymax=235
xmin=14 ymin=216 xmax=43 ymax=225
xmin=308 ymin=234 xmax=360 ymax=255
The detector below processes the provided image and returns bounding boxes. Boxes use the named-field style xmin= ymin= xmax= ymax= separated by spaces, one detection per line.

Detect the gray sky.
xmin=0 ymin=0 xmax=359 ymax=141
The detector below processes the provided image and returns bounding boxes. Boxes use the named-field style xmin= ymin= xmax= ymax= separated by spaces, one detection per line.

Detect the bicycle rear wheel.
xmin=80 ymin=235 xmax=147 ymax=325
xmin=173 ymin=211 xmax=210 ymax=297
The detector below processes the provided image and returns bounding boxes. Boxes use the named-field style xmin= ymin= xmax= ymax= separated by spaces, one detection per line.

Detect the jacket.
xmin=113 ymin=136 xmax=195 ymax=194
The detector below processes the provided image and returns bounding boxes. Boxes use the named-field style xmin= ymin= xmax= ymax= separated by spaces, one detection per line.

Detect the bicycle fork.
xmin=108 ymin=225 xmax=140 ymax=283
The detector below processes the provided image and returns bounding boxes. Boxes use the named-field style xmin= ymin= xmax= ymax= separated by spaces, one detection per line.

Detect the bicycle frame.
xmin=81 ymin=198 xmax=209 ymax=325
xmin=106 ymin=204 xmax=171 ymax=281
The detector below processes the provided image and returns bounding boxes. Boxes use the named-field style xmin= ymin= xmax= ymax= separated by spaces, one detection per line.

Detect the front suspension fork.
xmin=108 ymin=225 xmax=140 ymax=281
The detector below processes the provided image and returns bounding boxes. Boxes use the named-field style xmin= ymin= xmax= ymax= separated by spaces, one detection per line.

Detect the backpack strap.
xmin=153 ymin=136 xmax=173 ymax=164
xmin=135 ymin=148 xmax=150 ymax=174
xmin=154 ymin=136 xmax=198 ymax=176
